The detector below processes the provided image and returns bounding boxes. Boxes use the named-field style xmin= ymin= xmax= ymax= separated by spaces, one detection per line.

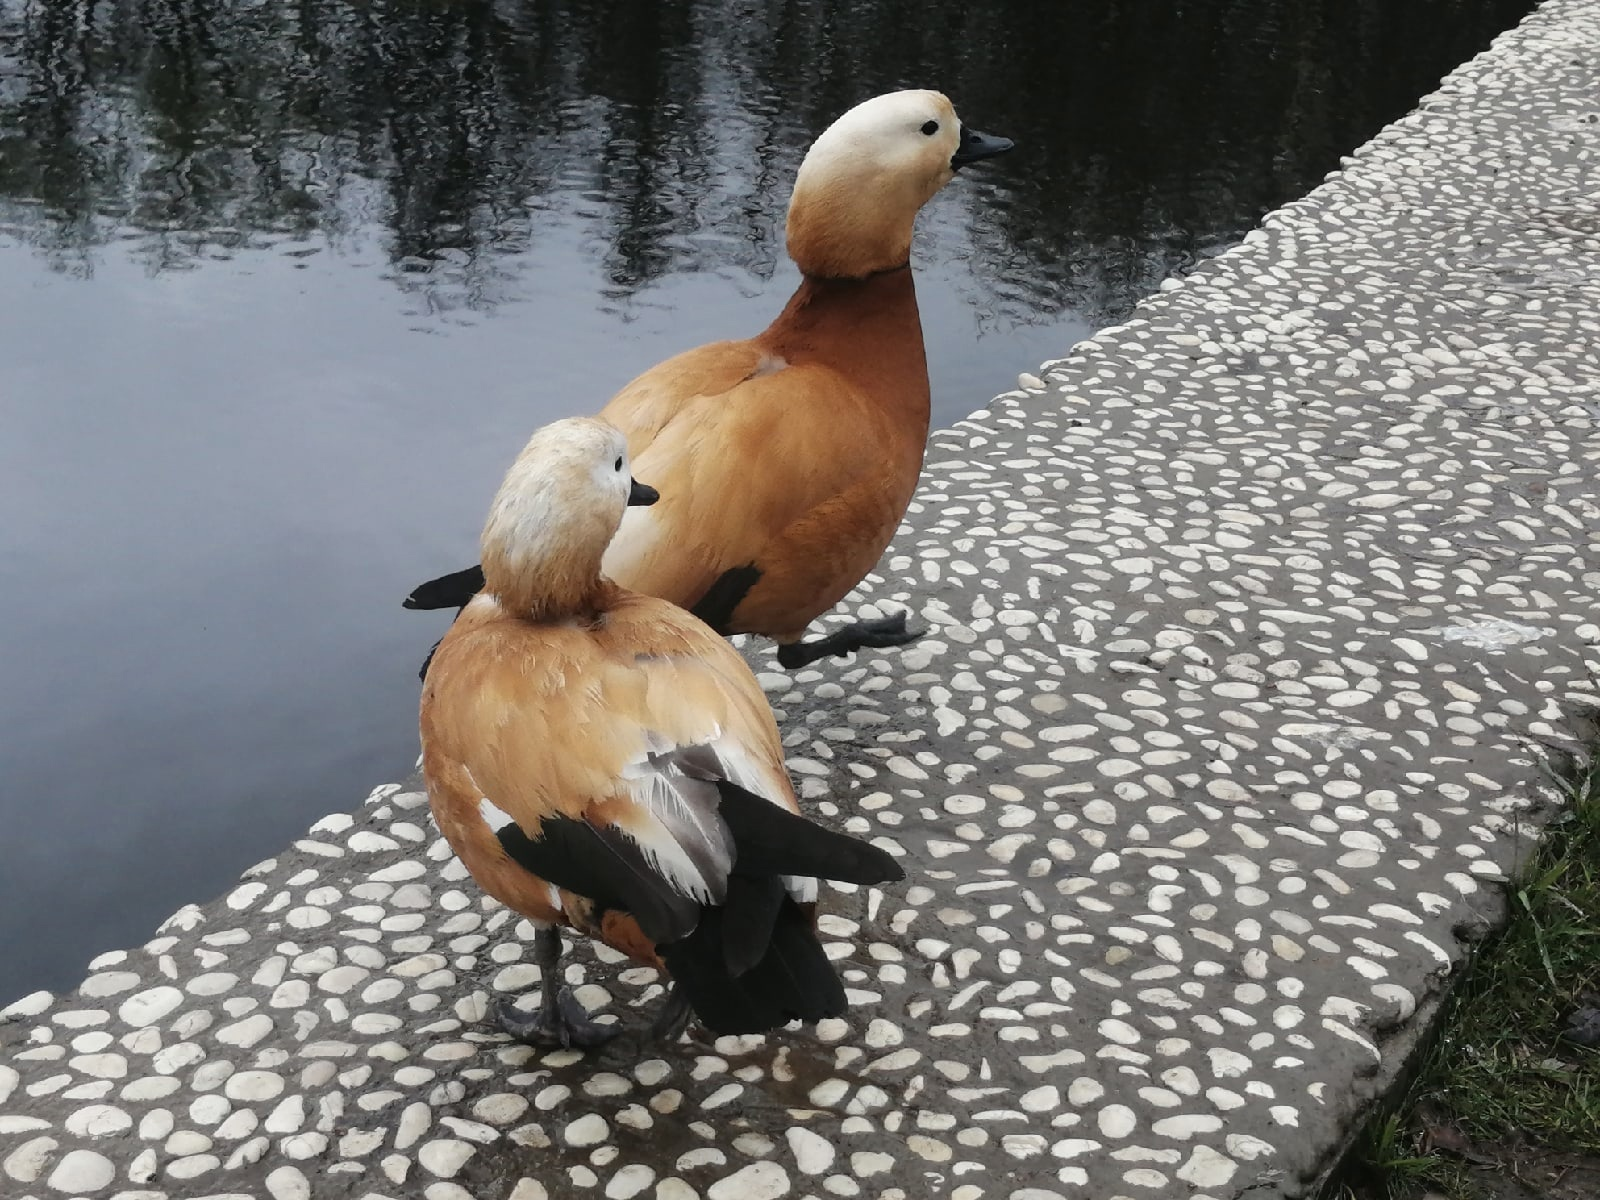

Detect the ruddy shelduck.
xmin=407 ymin=90 xmax=1012 ymax=674
xmin=419 ymin=417 xmax=905 ymax=1046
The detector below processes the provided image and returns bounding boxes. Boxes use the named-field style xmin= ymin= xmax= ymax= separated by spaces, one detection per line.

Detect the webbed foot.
xmin=496 ymin=987 xmax=620 ymax=1050
xmin=776 ymin=611 xmax=924 ymax=670
xmin=647 ymin=985 xmax=696 ymax=1045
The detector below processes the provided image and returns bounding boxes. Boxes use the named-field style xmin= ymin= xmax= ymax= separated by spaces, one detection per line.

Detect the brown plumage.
xmin=599 ymin=266 xmax=929 ymax=646
xmin=405 ymin=89 xmax=1012 ymax=673
xmin=420 ymin=417 xmax=905 ymax=1047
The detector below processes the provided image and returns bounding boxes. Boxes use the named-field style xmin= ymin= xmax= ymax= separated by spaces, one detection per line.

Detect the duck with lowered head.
xmin=419 ymin=416 xmax=906 ymax=1046
xmin=407 ymin=90 xmax=1012 ymax=673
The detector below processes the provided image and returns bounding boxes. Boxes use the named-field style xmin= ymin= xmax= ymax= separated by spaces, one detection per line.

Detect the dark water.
xmin=0 ymin=0 xmax=1532 ymax=1001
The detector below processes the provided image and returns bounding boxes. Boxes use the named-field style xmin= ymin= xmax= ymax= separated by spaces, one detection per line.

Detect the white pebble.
xmin=786 ymin=1127 xmax=834 ymax=1175
xmin=707 ymin=1161 xmax=790 ymax=1200
xmin=1177 ymin=1145 xmax=1238 ymax=1188
xmin=46 ymin=1149 xmax=115 ymax=1193
xmin=419 ymin=1139 xmax=476 ymax=1178
xmin=1098 ymin=1105 xmax=1137 ymax=1138
xmin=224 ymin=1070 xmax=285 ymax=1102
xmin=603 ymin=1164 xmax=654 ymax=1199
xmin=564 ymin=1114 xmax=609 ymax=1147
xmin=267 ymin=1165 xmax=312 ymax=1200
xmin=64 ymin=1105 xmax=131 ymax=1138
xmin=3 ymin=1135 xmax=58 ymax=1183
xmin=117 ymin=986 xmax=184 ymax=1027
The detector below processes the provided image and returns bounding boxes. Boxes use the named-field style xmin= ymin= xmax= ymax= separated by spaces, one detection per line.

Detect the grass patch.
xmin=1327 ymin=735 xmax=1600 ymax=1200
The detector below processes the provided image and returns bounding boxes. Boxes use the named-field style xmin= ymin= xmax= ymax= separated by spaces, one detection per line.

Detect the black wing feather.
xmin=721 ymin=873 xmax=786 ymax=976
xmin=495 ymin=817 xmax=699 ymax=945
xmin=715 ymin=781 xmax=905 ymax=884
xmin=689 ymin=564 xmax=762 ymax=634
xmin=487 ymin=757 xmax=902 ymax=1037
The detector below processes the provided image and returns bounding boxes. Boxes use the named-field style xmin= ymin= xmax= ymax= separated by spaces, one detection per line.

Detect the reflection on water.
xmin=0 ymin=0 xmax=1534 ymax=320
xmin=0 ymin=0 xmax=1531 ymax=999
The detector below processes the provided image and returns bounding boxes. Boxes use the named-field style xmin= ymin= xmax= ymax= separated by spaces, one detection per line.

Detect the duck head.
xmin=480 ymin=417 xmax=658 ymax=619
xmin=786 ymin=89 xmax=1013 ymax=280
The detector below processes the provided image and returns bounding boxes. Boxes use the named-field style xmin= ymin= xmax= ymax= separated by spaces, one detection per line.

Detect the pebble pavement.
xmin=4 ymin=1 xmax=1599 ymax=1196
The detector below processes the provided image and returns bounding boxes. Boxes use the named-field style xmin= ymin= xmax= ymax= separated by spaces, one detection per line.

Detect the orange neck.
xmin=758 ymin=266 xmax=929 ymax=414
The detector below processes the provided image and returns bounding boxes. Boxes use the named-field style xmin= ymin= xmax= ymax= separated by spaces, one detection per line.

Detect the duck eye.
xmin=614 ymin=456 xmax=623 ymax=472
xmin=920 ymin=120 xmax=939 ymax=136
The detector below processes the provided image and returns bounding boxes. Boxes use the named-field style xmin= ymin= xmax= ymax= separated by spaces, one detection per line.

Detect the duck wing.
xmin=601 ymin=361 xmax=900 ymax=623
xmin=422 ymin=606 xmax=900 ymax=946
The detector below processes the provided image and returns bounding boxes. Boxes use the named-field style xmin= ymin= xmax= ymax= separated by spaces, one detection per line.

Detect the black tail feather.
xmin=659 ymin=899 xmax=845 ymax=1035
xmin=715 ymin=781 xmax=904 ymax=886
xmin=404 ymin=563 xmax=485 ymax=611
xmin=729 ymin=909 xmax=834 ymax=1024
xmin=721 ymin=873 xmax=785 ymax=977
xmin=653 ymin=789 xmax=901 ymax=1033
xmin=418 ymin=636 xmax=444 ymax=683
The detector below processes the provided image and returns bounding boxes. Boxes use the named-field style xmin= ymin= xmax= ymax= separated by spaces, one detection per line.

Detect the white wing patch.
xmin=616 ymin=723 xmax=821 ymax=908
xmin=708 ymin=738 xmax=793 ymax=807
xmin=618 ymin=742 xmax=732 ymax=905
xmin=468 ymin=778 xmax=562 ymax=914
xmin=478 ymin=796 xmax=516 ymax=834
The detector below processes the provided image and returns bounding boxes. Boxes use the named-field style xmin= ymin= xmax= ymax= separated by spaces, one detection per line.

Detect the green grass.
xmin=1327 ymin=734 xmax=1600 ymax=1200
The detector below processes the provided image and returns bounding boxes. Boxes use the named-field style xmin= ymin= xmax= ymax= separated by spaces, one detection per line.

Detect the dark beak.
xmin=628 ymin=478 xmax=660 ymax=507
xmin=951 ymin=126 xmax=1015 ymax=169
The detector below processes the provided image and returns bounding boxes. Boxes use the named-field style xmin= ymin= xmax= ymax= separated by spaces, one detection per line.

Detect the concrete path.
xmin=4 ymin=1 xmax=1599 ymax=1197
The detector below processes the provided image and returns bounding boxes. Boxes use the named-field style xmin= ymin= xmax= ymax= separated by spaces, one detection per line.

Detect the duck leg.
xmin=647 ymin=984 xmax=696 ymax=1044
xmin=775 ymin=611 xmax=923 ymax=670
xmin=496 ymin=927 xmax=620 ymax=1050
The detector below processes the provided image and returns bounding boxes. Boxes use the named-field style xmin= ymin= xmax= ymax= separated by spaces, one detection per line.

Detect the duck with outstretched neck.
xmin=419 ymin=417 xmax=905 ymax=1047
xmin=407 ymin=90 xmax=1013 ymax=674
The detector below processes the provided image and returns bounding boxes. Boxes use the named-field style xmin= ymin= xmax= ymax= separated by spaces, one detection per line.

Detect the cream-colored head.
xmin=786 ymin=90 xmax=1012 ymax=279
xmin=480 ymin=417 xmax=657 ymax=619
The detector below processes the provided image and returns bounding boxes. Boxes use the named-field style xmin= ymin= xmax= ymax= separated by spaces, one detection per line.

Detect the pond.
xmin=0 ymin=0 xmax=1532 ymax=1002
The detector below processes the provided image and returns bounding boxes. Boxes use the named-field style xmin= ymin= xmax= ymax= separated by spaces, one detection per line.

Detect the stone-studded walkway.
xmin=5 ymin=2 xmax=1600 ymax=1197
